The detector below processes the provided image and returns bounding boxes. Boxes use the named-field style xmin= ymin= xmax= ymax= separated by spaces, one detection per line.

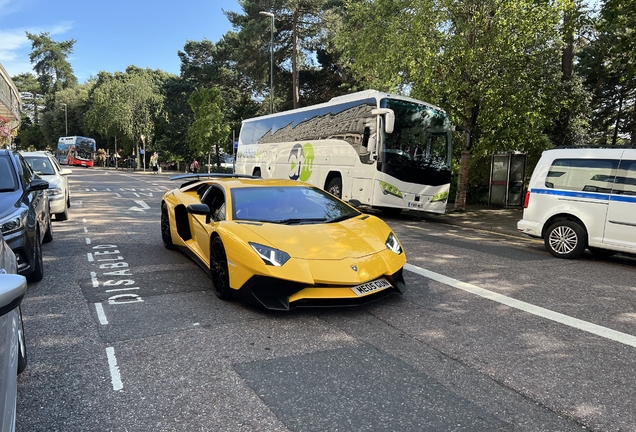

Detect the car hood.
xmin=38 ymin=174 xmax=61 ymax=188
xmin=0 ymin=190 xmax=22 ymax=220
xmin=238 ymin=216 xmax=390 ymax=260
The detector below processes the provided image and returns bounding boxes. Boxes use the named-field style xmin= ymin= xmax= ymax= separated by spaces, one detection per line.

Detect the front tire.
xmin=544 ymin=220 xmax=587 ymax=259
xmin=55 ymin=203 xmax=69 ymax=221
xmin=27 ymin=232 xmax=44 ymax=282
xmin=17 ymin=307 xmax=27 ymax=374
xmin=210 ymin=236 xmax=231 ymax=300
xmin=43 ymin=218 xmax=53 ymax=243
xmin=161 ymin=203 xmax=175 ymax=250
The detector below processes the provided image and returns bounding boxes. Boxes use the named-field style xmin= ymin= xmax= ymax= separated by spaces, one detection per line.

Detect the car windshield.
xmin=24 ymin=156 xmax=56 ymax=175
xmin=0 ymin=156 xmax=18 ymax=191
xmin=231 ymin=186 xmax=360 ymax=224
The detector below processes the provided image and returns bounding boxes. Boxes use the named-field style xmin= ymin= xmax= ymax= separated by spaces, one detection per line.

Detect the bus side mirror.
xmin=371 ymin=109 xmax=395 ymax=134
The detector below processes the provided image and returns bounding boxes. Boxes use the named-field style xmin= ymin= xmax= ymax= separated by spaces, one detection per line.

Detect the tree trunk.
xmin=454 ymin=149 xmax=471 ymax=212
xmin=292 ymin=10 xmax=299 ymax=109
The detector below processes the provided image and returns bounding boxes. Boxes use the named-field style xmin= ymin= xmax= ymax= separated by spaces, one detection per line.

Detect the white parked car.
xmin=518 ymin=147 xmax=636 ymax=259
xmin=0 ymin=235 xmax=28 ymax=432
xmin=21 ymin=151 xmax=72 ymax=221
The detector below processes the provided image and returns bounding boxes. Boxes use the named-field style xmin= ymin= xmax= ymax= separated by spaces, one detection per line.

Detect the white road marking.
xmin=405 ymin=263 xmax=636 ymax=348
xmin=85 ymin=238 xmax=91 ymax=244
xmin=84 ymin=227 xmax=88 ymax=233
xmin=105 ymin=347 xmax=123 ymax=391
xmin=95 ymin=303 xmax=108 ymax=325
xmin=87 ymin=253 xmax=94 ymax=262
xmin=82 ymin=218 xmax=86 ymax=223
xmin=134 ymin=200 xmax=150 ymax=209
xmin=90 ymin=272 xmax=99 ymax=287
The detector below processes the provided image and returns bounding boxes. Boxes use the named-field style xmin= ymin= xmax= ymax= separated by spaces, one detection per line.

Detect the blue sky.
xmin=0 ymin=0 xmax=243 ymax=83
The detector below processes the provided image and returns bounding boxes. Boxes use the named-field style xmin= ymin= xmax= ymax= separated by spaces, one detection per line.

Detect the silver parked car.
xmin=0 ymin=235 xmax=28 ymax=431
xmin=21 ymin=151 xmax=72 ymax=221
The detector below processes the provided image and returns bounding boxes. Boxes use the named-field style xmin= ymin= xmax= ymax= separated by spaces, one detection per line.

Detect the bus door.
xmin=604 ymin=150 xmax=636 ymax=250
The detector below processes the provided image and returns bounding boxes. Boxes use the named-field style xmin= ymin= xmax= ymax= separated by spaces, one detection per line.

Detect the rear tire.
xmin=161 ymin=203 xmax=175 ymax=250
xmin=544 ymin=220 xmax=587 ymax=259
xmin=17 ymin=307 xmax=27 ymax=374
xmin=210 ymin=237 xmax=231 ymax=300
xmin=253 ymin=168 xmax=261 ymax=177
xmin=326 ymin=177 xmax=342 ymax=199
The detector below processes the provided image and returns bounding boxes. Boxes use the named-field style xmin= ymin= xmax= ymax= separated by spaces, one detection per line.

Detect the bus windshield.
xmin=378 ymin=98 xmax=452 ymax=186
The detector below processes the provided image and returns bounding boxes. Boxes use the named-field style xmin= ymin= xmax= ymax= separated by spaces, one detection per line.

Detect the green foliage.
xmin=26 ymin=32 xmax=78 ymax=98
xmin=187 ymin=87 xmax=231 ymax=163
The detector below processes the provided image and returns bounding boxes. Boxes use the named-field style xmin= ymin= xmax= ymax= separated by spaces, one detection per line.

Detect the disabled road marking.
xmin=405 ymin=263 xmax=636 ymax=348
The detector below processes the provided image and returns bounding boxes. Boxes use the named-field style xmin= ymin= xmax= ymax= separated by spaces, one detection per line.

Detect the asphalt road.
xmin=16 ymin=169 xmax=636 ymax=431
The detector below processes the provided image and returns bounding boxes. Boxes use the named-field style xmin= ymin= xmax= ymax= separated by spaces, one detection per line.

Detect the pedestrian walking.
xmin=191 ymin=158 xmax=199 ymax=173
xmin=150 ymin=152 xmax=159 ymax=174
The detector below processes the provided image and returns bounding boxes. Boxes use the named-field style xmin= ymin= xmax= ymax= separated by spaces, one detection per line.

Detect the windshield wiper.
xmin=327 ymin=214 xmax=356 ymax=223
xmin=271 ymin=217 xmax=327 ymax=225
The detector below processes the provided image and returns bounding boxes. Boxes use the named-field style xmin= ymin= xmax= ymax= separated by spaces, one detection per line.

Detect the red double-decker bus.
xmin=56 ymin=136 xmax=96 ymax=167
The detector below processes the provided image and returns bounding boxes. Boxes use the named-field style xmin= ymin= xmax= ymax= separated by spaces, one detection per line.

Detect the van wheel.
xmin=544 ymin=220 xmax=587 ymax=259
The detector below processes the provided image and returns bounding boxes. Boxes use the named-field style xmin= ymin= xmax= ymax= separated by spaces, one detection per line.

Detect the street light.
xmin=259 ymin=11 xmax=274 ymax=114
xmin=61 ymin=103 xmax=68 ymax=135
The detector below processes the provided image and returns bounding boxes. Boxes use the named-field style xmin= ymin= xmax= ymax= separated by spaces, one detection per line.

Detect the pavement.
xmin=93 ymin=165 xmax=525 ymax=237
xmin=402 ymin=204 xmax=524 ymax=237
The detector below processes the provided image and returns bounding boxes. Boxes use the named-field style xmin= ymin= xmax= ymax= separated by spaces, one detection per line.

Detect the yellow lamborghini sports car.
xmin=161 ymin=174 xmax=406 ymax=310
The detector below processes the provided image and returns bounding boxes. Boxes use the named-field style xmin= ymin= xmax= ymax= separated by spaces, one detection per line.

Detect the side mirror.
xmin=187 ymin=203 xmax=211 ymax=224
xmin=28 ymin=179 xmax=49 ymax=192
xmin=348 ymin=199 xmax=362 ymax=208
xmin=0 ymin=274 xmax=27 ymax=316
xmin=371 ymin=108 xmax=395 ymax=134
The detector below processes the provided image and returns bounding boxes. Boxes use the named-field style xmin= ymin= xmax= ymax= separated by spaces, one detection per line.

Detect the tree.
xmin=224 ymin=0 xmax=332 ymax=110
xmin=26 ymin=32 xmax=78 ymax=99
xmin=338 ymin=0 xmax=568 ymax=208
xmin=580 ymin=0 xmax=636 ymax=145
xmin=187 ymin=87 xmax=230 ymax=169
xmin=85 ymin=69 xmax=165 ymax=164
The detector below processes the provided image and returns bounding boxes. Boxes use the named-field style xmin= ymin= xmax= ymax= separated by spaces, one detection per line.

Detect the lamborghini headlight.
xmin=385 ymin=232 xmax=402 ymax=255
xmin=250 ymin=242 xmax=291 ymax=267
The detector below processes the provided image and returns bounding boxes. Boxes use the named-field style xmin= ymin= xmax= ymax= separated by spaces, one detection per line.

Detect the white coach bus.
xmin=234 ymin=90 xmax=453 ymax=215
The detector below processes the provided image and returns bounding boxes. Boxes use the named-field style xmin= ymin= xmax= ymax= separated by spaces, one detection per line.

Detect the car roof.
xmin=20 ymin=151 xmax=51 ymax=157
xmin=174 ymin=174 xmax=312 ymax=191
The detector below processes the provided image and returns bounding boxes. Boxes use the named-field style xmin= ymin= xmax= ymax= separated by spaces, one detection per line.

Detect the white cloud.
xmin=0 ymin=22 xmax=74 ymax=77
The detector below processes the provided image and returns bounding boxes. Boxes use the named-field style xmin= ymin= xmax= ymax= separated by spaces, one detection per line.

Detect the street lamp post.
xmin=61 ymin=103 xmax=68 ymax=135
xmin=259 ymin=11 xmax=274 ymax=114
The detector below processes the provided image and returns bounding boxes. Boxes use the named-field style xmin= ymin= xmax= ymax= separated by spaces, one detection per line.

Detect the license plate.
xmin=351 ymin=279 xmax=392 ymax=297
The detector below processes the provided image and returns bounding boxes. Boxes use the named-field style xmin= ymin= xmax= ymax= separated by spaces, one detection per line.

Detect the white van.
xmin=517 ymin=147 xmax=636 ymax=259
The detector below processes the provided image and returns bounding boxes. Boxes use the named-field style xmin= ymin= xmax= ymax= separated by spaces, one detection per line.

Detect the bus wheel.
xmin=326 ymin=177 xmax=342 ymax=199
xmin=253 ymin=168 xmax=261 ymax=177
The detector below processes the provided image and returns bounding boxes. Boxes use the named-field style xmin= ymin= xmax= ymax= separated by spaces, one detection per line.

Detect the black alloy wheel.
xmin=210 ymin=236 xmax=231 ymax=300
xmin=161 ymin=203 xmax=175 ymax=249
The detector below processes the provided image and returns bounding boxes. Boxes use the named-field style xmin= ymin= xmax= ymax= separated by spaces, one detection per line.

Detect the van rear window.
xmin=546 ymin=158 xmax=618 ymax=193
